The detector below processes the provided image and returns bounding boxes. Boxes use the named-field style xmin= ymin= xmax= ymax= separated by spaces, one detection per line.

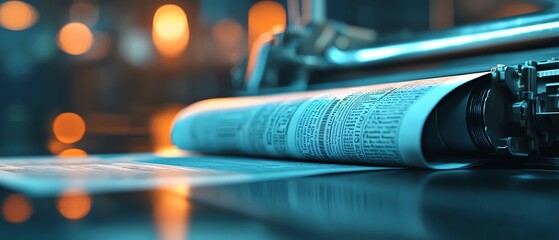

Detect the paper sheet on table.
xmin=0 ymin=153 xmax=386 ymax=196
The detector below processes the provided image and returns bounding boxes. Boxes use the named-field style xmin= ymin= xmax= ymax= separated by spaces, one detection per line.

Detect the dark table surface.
xmin=1 ymin=162 xmax=559 ymax=240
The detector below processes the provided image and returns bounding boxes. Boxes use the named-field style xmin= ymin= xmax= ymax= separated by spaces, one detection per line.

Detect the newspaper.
xmin=172 ymin=72 xmax=489 ymax=169
xmin=0 ymin=73 xmax=488 ymax=196
xmin=0 ymin=153 xmax=383 ymax=196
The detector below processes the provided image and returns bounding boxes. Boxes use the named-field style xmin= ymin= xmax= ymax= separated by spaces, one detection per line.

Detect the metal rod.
xmin=325 ymin=10 xmax=559 ymax=67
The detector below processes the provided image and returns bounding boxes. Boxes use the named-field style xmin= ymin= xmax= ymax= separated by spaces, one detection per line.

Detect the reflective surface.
xmin=2 ymin=164 xmax=559 ymax=239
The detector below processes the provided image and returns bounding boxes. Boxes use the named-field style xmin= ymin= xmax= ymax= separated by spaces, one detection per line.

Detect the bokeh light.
xmin=154 ymin=5 xmax=188 ymax=41
xmin=0 ymin=1 xmax=38 ymax=31
xmin=69 ymin=0 xmax=99 ymax=27
xmin=150 ymin=105 xmax=185 ymax=157
xmin=56 ymin=189 xmax=91 ymax=220
xmin=58 ymin=148 xmax=88 ymax=157
xmin=212 ymin=19 xmax=244 ymax=48
xmin=152 ymin=4 xmax=189 ymax=58
xmin=57 ymin=22 xmax=94 ymax=55
xmin=31 ymin=31 xmax=57 ymax=62
xmin=248 ymin=1 xmax=286 ymax=49
xmin=52 ymin=112 xmax=86 ymax=144
xmin=119 ymin=28 xmax=154 ymax=67
xmin=154 ymin=185 xmax=191 ymax=240
xmin=2 ymin=194 xmax=33 ymax=224
xmin=48 ymin=138 xmax=67 ymax=154
xmin=212 ymin=19 xmax=245 ymax=63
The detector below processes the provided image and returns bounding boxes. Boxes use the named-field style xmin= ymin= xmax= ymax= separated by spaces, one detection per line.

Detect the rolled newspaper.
xmin=172 ymin=72 xmax=489 ymax=169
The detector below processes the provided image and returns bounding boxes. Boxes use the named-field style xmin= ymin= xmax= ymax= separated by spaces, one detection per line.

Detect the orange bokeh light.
xmin=153 ymin=185 xmax=191 ymax=240
xmin=150 ymin=105 xmax=184 ymax=155
xmin=52 ymin=112 xmax=86 ymax=144
xmin=48 ymin=137 xmax=67 ymax=154
xmin=2 ymin=194 xmax=33 ymax=224
xmin=248 ymin=1 xmax=286 ymax=49
xmin=58 ymin=148 xmax=88 ymax=157
xmin=0 ymin=1 xmax=38 ymax=31
xmin=56 ymin=189 xmax=91 ymax=220
xmin=57 ymin=22 xmax=94 ymax=55
xmin=152 ymin=4 xmax=189 ymax=58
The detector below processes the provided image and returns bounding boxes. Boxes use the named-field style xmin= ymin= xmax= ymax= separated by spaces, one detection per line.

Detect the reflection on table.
xmin=2 ymin=168 xmax=558 ymax=239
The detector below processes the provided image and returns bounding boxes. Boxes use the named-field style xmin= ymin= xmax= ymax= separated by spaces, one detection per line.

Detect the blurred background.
xmin=0 ymin=0 xmax=556 ymax=157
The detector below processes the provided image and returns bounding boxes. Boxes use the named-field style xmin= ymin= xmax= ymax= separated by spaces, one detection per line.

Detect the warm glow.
xmin=0 ymin=1 xmax=38 ymax=31
xmin=496 ymin=3 xmax=541 ymax=18
xmin=58 ymin=148 xmax=88 ymax=157
xmin=152 ymin=4 xmax=189 ymax=58
xmin=48 ymin=138 xmax=67 ymax=154
xmin=155 ymin=146 xmax=185 ymax=157
xmin=57 ymin=22 xmax=94 ymax=55
xmin=154 ymin=5 xmax=187 ymax=41
xmin=153 ymin=185 xmax=191 ymax=240
xmin=52 ymin=112 xmax=86 ymax=144
xmin=56 ymin=189 xmax=91 ymax=220
xmin=2 ymin=194 xmax=32 ymax=224
xmin=150 ymin=105 xmax=184 ymax=155
xmin=248 ymin=1 xmax=286 ymax=49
